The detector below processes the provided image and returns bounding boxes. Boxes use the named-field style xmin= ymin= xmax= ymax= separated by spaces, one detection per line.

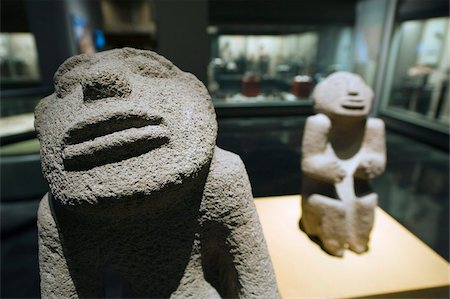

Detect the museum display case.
xmin=207 ymin=0 xmax=392 ymax=119
xmin=207 ymin=28 xmax=352 ymax=103
xmin=377 ymin=0 xmax=449 ymax=149
xmin=0 ymin=33 xmax=41 ymax=86
xmin=380 ymin=14 xmax=449 ymax=133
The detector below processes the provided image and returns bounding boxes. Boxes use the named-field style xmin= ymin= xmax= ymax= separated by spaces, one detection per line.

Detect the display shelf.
xmin=254 ymin=195 xmax=449 ymax=299
xmin=214 ymin=100 xmax=313 ymax=118
xmin=0 ymin=113 xmax=35 ymax=138
xmin=0 ymin=113 xmax=37 ymax=145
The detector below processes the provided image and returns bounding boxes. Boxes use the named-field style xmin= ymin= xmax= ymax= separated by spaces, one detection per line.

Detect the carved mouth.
xmin=341 ymin=104 xmax=365 ymax=110
xmin=62 ymin=112 xmax=169 ymax=171
xmin=341 ymin=99 xmax=365 ymax=110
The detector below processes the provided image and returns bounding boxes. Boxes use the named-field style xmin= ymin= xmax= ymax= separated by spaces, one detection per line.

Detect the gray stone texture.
xmin=35 ymin=48 xmax=279 ymax=298
xmin=301 ymin=72 xmax=386 ymax=257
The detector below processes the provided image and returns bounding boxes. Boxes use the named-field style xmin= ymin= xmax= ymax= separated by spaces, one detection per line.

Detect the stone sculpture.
xmin=301 ymin=72 xmax=386 ymax=257
xmin=35 ymin=48 xmax=279 ymax=298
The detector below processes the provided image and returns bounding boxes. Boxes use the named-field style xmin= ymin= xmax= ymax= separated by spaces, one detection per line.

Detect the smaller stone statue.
xmin=301 ymin=72 xmax=386 ymax=257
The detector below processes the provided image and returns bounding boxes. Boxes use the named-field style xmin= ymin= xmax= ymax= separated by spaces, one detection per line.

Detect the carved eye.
xmin=82 ymin=72 xmax=131 ymax=102
xmin=135 ymin=63 xmax=173 ymax=78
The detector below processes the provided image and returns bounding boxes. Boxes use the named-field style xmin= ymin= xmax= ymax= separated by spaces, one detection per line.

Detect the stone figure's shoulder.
xmin=37 ymin=193 xmax=58 ymax=233
xmin=306 ymin=113 xmax=331 ymax=129
xmin=38 ymin=193 xmax=51 ymax=219
xmin=202 ymin=147 xmax=252 ymax=221
xmin=207 ymin=146 xmax=248 ymax=186
xmin=367 ymin=117 xmax=385 ymax=130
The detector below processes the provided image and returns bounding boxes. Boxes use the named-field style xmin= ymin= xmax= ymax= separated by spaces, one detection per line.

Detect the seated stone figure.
xmin=301 ymin=72 xmax=386 ymax=257
xmin=35 ymin=48 xmax=279 ymax=298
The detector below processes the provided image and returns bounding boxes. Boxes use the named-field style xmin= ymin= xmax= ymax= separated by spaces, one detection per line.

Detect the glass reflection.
xmin=383 ymin=17 xmax=449 ymax=128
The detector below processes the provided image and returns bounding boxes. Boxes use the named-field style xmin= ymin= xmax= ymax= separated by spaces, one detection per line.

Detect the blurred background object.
xmin=0 ymin=33 xmax=41 ymax=85
xmin=1 ymin=0 xmax=448 ymax=298
xmin=380 ymin=15 xmax=449 ymax=132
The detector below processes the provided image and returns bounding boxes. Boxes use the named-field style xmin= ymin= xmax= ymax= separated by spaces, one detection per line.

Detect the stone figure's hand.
xmin=354 ymin=157 xmax=384 ymax=179
xmin=303 ymin=155 xmax=346 ymax=183
xmin=323 ymin=160 xmax=346 ymax=183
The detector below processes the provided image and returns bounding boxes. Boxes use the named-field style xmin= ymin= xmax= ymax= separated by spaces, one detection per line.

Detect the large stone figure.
xmin=35 ymin=48 xmax=279 ymax=298
xmin=301 ymin=72 xmax=386 ymax=257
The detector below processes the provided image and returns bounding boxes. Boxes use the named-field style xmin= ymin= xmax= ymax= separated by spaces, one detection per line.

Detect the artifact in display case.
xmin=291 ymin=75 xmax=313 ymax=98
xmin=35 ymin=48 xmax=279 ymax=298
xmin=300 ymin=72 xmax=386 ymax=257
xmin=241 ymin=72 xmax=260 ymax=97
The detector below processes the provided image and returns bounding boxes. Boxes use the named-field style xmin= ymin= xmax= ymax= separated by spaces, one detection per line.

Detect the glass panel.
xmin=208 ymin=26 xmax=353 ymax=104
xmin=353 ymin=0 xmax=390 ymax=87
xmin=0 ymin=33 xmax=41 ymax=84
xmin=382 ymin=16 xmax=449 ymax=130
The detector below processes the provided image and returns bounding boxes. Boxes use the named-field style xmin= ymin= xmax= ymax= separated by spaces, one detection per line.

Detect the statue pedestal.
xmin=255 ymin=195 xmax=449 ymax=298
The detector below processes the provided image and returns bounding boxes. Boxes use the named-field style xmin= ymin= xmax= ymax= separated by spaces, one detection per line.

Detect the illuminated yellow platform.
xmin=254 ymin=195 xmax=449 ymax=299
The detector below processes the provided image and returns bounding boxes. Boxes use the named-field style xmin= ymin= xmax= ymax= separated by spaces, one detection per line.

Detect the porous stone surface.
xmin=301 ymin=71 xmax=386 ymax=257
xmin=35 ymin=48 xmax=279 ymax=298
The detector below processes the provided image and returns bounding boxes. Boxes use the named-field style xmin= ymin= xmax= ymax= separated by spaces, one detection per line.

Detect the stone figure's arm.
xmin=225 ymin=166 xmax=279 ymax=299
xmin=302 ymin=114 xmax=345 ymax=183
xmin=355 ymin=118 xmax=386 ymax=179
xmin=202 ymin=148 xmax=279 ymax=299
xmin=38 ymin=194 xmax=103 ymax=298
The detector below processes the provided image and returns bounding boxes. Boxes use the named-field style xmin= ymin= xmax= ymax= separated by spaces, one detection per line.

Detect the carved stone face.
xmin=35 ymin=48 xmax=217 ymax=206
xmin=312 ymin=72 xmax=374 ymax=117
